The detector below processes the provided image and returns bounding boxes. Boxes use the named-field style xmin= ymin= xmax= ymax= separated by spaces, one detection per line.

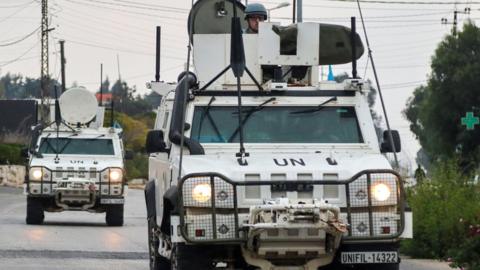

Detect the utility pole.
xmin=59 ymin=40 xmax=66 ymax=93
xmin=40 ymin=0 xmax=54 ymax=122
xmin=441 ymin=7 xmax=470 ymax=37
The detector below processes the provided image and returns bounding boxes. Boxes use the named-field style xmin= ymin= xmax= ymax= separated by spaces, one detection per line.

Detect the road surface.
xmin=0 ymin=186 xmax=453 ymax=270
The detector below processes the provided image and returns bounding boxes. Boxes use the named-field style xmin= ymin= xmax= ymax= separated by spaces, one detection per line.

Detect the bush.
xmin=125 ymin=153 xmax=148 ymax=180
xmin=0 ymin=144 xmax=26 ymax=165
xmin=400 ymin=160 xmax=480 ymax=259
xmin=449 ymin=212 xmax=480 ymax=270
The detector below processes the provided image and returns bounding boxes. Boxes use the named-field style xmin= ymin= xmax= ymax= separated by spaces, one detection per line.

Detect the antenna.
xmin=117 ymin=54 xmax=121 ymax=81
xmin=99 ymin=63 xmax=103 ymax=106
xmin=155 ymin=26 xmax=161 ymax=82
xmin=231 ymin=0 xmax=249 ymax=165
xmin=292 ymin=0 xmax=296 ymax=23
xmin=356 ymin=0 xmax=399 ymax=168
xmin=351 ymin=17 xmax=358 ymax=79
xmin=54 ymin=85 xmax=61 ymax=163
xmin=296 ymin=0 xmax=303 ymax=22
xmin=59 ymin=40 xmax=66 ymax=93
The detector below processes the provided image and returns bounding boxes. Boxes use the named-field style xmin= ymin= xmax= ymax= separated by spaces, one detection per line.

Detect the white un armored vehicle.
xmin=144 ymin=0 xmax=412 ymax=269
xmin=25 ymin=87 xmax=130 ymax=226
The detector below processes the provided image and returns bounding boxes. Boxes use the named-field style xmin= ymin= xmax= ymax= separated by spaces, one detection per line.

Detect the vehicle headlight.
xmin=109 ymin=168 xmax=123 ymax=183
xmin=29 ymin=167 xmax=43 ymax=181
xmin=192 ymin=183 xmax=211 ymax=203
xmin=372 ymin=183 xmax=391 ymax=202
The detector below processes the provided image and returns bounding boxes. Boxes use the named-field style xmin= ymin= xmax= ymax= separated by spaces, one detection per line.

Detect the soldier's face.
xmin=247 ymin=15 xmax=265 ymax=33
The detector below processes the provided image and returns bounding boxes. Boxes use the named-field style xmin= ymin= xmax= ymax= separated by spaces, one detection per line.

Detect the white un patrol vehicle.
xmin=144 ymin=0 xmax=412 ymax=269
xmin=25 ymin=87 xmax=130 ymax=226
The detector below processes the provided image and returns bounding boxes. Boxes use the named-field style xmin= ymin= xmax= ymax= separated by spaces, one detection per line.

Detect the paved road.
xmin=0 ymin=186 xmax=453 ymax=270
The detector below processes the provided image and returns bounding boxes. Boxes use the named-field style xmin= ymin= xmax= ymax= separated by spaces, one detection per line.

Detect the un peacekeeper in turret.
xmin=244 ymin=3 xmax=267 ymax=34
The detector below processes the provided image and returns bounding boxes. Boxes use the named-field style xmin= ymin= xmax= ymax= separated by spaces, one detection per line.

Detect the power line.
xmin=0 ymin=26 xmax=40 ymax=47
xmin=325 ymin=0 xmax=480 ymax=4
xmin=53 ymin=1 xmax=186 ymax=39
xmin=54 ymin=36 xmax=186 ymax=60
xmin=64 ymin=0 xmax=185 ymax=21
xmin=112 ymin=0 xmax=189 ymax=13
xmin=0 ymin=41 xmax=39 ymax=67
xmin=0 ymin=1 xmax=35 ymax=9
xmin=0 ymin=0 xmax=37 ymax=24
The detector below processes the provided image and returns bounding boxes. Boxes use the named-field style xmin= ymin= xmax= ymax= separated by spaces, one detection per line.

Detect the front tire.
xmin=26 ymin=196 xmax=45 ymax=225
xmin=360 ymin=264 xmax=400 ymax=270
xmin=105 ymin=204 xmax=124 ymax=226
xmin=148 ymin=218 xmax=170 ymax=270
xmin=171 ymin=244 xmax=213 ymax=270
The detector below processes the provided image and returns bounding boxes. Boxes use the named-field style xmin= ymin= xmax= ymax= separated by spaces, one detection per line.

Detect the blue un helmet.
xmin=244 ymin=3 xmax=267 ymax=20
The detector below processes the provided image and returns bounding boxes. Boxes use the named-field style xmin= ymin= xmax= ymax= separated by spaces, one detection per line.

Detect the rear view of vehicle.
xmin=25 ymin=87 xmax=128 ymax=226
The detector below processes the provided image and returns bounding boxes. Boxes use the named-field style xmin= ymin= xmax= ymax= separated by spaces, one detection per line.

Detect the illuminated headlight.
xmin=372 ymin=183 xmax=391 ymax=202
xmin=192 ymin=183 xmax=211 ymax=203
xmin=109 ymin=168 xmax=123 ymax=183
xmin=29 ymin=167 xmax=43 ymax=181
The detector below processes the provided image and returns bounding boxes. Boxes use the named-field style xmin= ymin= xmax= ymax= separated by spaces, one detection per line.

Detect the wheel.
xmin=105 ymin=204 xmax=124 ymax=226
xmin=364 ymin=264 xmax=399 ymax=270
xmin=26 ymin=196 xmax=45 ymax=225
xmin=170 ymin=243 xmax=213 ymax=270
xmin=148 ymin=218 xmax=170 ymax=270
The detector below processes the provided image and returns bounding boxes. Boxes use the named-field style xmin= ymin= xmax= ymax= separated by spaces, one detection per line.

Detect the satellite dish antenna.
xmin=188 ymin=0 xmax=247 ymax=43
xmin=59 ymin=87 xmax=98 ymax=125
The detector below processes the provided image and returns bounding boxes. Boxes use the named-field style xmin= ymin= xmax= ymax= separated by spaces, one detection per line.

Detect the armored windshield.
xmin=191 ymin=106 xmax=364 ymax=143
xmin=38 ymin=138 xmax=115 ymax=155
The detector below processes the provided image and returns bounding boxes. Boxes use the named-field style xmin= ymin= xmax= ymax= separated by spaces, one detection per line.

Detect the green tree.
xmin=404 ymin=23 xmax=480 ymax=168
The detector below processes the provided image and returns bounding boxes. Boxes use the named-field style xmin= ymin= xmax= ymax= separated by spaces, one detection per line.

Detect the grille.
xmin=179 ymin=170 xmax=404 ymax=243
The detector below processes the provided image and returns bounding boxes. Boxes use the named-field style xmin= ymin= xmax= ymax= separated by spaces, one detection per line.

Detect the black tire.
xmin=170 ymin=243 xmax=213 ymax=270
xmin=361 ymin=264 xmax=400 ymax=270
xmin=105 ymin=204 xmax=124 ymax=226
xmin=148 ymin=218 xmax=171 ymax=270
xmin=26 ymin=196 xmax=44 ymax=225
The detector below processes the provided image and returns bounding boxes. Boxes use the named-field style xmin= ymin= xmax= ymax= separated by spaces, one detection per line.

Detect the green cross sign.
xmin=461 ymin=112 xmax=479 ymax=130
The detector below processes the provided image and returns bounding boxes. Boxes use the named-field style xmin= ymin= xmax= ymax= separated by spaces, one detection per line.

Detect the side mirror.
xmin=124 ymin=150 xmax=134 ymax=160
xmin=380 ymin=130 xmax=401 ymax=153
xmin=146 ymin=130 xmax=168 ymax=154
xmin=20 ymin=147 xmax=29 ymax=158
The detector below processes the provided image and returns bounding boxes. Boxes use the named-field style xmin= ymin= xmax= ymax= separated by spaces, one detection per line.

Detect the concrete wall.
xmin=0 ymin=165 xmax=25 ymax=188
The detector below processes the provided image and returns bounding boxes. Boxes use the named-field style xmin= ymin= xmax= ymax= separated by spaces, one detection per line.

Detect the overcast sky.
xmin=1 ymin=0 xmax=477 ymax=173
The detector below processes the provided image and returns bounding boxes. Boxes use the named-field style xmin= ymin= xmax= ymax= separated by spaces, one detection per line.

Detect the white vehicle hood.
xmin=30 ymin=155 xmax=123 ymax=171
xmin=179 ymin=153 xmax=392 ymax=181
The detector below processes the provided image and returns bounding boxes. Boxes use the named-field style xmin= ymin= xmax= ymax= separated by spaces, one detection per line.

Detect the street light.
xmin=267 ymin=2 xmax=291 ymax=22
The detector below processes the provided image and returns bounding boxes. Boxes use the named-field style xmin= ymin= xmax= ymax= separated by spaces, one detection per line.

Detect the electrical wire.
xmin=0 ymin=1 xmax=35 ymax=9
xmin=0 ymin=26 xmax=40 ymax=47
xmin=0 ymin=0 xmax=37 ymax=24
xmin=64 ymin=0 xmax=185 ymax=21
xmin=54 ymin=36 xmax=186 ymax=61
xmin=356 ymin=0 xmax=400 ymax=167
xmin=0 ymin=40 xmax=40 ymax=67
xmin=327 ymin=0 xmax=480 ymax=4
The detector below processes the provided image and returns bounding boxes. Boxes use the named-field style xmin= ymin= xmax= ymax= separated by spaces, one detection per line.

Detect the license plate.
xmin=101 ymin=198 xmax=124 ymax=204
xmin=341 ymin=252 xmax=398 ymax=264
xmin=271 ymin=183 xmax=313 ymax=192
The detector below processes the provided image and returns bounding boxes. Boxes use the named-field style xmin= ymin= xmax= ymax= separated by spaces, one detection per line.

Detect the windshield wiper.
xmin=56 ymin=133 xmax=78 ymax=154
xmin=197 ymin=96 xmax=224 ymax=142
xmin=228 ymin=97 xmax=276 ymax=142
xmin=290 ymin=96 xmax=337 ymax=114
xmin=35 ymin=133 xmax=51 ymax=158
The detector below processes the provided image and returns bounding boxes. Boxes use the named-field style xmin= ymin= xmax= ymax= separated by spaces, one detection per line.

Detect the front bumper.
xmin=26 ymin=167 xmax=125 ymax=209
xmin=178 ymin=170 xmax=405 ymax=243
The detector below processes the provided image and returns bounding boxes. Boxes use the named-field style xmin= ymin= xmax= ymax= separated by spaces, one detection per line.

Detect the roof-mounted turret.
xmin=189 ymin=0 xmax=365 ymax=91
